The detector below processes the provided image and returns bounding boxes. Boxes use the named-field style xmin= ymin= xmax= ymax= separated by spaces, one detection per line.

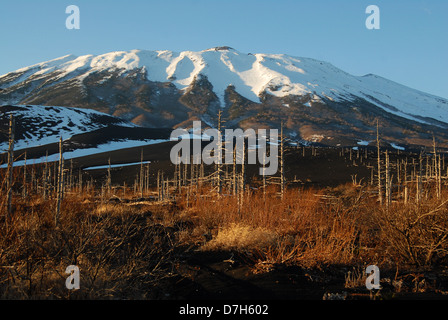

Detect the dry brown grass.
xmin=175 ymin=185 xmax=361 ymax=268
xmin=202 ymin=222 xmax=278 ymax=251
xmin=1 ymin=172 xmax=448 ymax=299
xmin=175 ymin=182 xmax=448 ymax=269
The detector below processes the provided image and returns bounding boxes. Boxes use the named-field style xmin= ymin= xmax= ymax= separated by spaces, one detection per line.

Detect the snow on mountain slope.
xmin=0 ymin=138 xmax=167 ymax=168
xmin=0 ymin=105 xmax=137 ymax=152
xmin=1 ymin=47 xmax=447 ymax=125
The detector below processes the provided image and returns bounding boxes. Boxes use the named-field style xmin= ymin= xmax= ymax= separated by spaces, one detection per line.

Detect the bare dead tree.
xmin=140 ymin=149 xmax=144 ymax=198
xmin=216 ymin=109 xmax=224 ymax=195
xmin=238 ymin=138 xmax=246 ymax=209
xmin=190 ymin=155 xmax=195 ymax=186
xmin=157 ymin=170 xmax=161 ymax=200
xmin=55 ymin=137 xmax=64 ymax=226
xmin=438 ymin=154 xmax=442 ymax=199
xmin=69 ymin=159 xmax=73 ymax=191
xmin=107 ymin=157 xmax=112 ymax=195
xmin=78 ymin=168 xmax=83 ymax=193
xmin=433 ymin=136 xmax=441 ymax=199
xmin=183 ymin=161 xmax=187 ymax=187
xmin=43 ymin=151 xmax=48 ymax=200
xmin=6 ymin=114 xmax=15 ymax=216
xmin=146 ymin=162 xmax=150 ymax=194
xmin=376 ymin=119 xmax=383 ymax=205
xmin=262 ymin=149 xmax=267 ymax=201
xmin=22 ymin=151 xmax=27 ymax=199
xmin=31 ymin=165 xmax=36 ymax=195
xmin=385 ymin=150 xmax=391 ymax=207
xmin=232 ymin=146 xmax=237 ymax=196
xmin=417 ymin=152 xmax=423 ymax=203
xmin=280 ymin=123 xmax=285 ymax=199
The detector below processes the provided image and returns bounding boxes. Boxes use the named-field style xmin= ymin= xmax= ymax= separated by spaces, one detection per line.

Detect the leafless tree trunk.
xmin=262 ymin=151 xmax=266 ymax=201
xmin=146 ymin=162 xmax=150 ymax=194
xmin=190 ymin=155 xmax=195 ymax=186
xmin=166 ymin=178 xmax=170 ymax=200
xmin=404 ymin=185 xmax=408 ymax=204
xmin=238 ymin=139 xmax=246 ymax=209
xmin=22 ymin=151 xmax=27 ymax=198
xmin=216 ymin=109 xmax=223 ymax=195
xmin=200 ymin=161 xmax=204 ymax=187
xmin=43 ymin=151 xmax=48 ymax=200
xmin=404 ymin=158 xmax=408 ymax=184
xmin=385 ymin=150 xmax=391 ymax=207
xmin=232 ymin=146 xmax=237 ymax=196
xmin=69 ymin=159 xmax=73 ymax=191
xmin=157 ymin=170 xmax=161 ymax=200
xmin=78 ymin=169 xmax=83 ymax=193
xmin=433 ymin=136 xmax=441 ymax=199
xmin=183 ymin=161 xmax=188 ymax=187
xmin=6 ymin=114 xmax=15 ymax=216
xmin=140 ymin=150 xmax=144 ymax=198
xmin=107 ymin=157 xmax=112 ymax=195
xmin=280 ymin=123 xmax=285 ymax=199
xmin=439 ymin=155 xmax=442 ymax=197
xmin=31 ymin=165 xmax=35 ymax=195
xmin=376 ymin=119 xmax=383 ymax=205
xmin=55 ymin=137 xmax=64 ymax=226
xmin=417 ymin=152 xmax=422 ymax=203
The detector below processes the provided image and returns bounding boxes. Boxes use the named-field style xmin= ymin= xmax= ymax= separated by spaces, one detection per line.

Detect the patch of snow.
xmin=357 ymin=140 xmax=370 ymax=146
xmin=83 ymin=161 xmax=151 ymax=171
xmin=390 ymin=143 xmax=405 ymax=150
xmin=0 ymin=105 xmax=137 ymax=152
xmin=0 ymin=139 xmax=168 ymax=168
xmin=305 ymin=134 xmax=324 ymax=143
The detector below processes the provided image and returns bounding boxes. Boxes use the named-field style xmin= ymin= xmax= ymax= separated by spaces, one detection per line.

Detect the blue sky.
xmin=0 ymin=0 xmax=447 ymax=99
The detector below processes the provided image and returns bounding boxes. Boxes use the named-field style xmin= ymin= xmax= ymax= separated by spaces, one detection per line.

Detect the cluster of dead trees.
xmin=374 ymin=121 xmax=446 ymax=207
xmin=153 ymin=112 xmax=287 ymax=206
xmin=2 ymin=112 xmax=447 ymax=225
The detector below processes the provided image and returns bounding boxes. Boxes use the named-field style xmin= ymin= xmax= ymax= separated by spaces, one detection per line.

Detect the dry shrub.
xmin=0 ymin=195 xmax=175 ymax=299
xmin=202 ymin=223 xmax=277 ymax=251
xmin=344 ymin=266 xmax=366 ymax=289
xmin=374 ymin=196 xmax=448 ymax=267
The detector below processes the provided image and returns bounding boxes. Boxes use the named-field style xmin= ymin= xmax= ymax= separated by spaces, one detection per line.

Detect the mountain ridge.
xmin=1 ymin=47 xmax=447 ymax=149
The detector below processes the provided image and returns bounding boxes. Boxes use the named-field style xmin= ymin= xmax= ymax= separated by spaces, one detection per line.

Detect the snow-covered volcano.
xmin=1 ymin=47 xmax=447 ymax=148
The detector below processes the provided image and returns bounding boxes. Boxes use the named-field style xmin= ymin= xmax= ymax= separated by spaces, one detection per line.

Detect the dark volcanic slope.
xmin=67 ymin=144 xmax=377 ymax=189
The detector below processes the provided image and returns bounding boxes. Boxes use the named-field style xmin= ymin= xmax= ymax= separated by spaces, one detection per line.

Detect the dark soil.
xmin=167 ymin=250 xmax=328 ymax=300
xmin=158 ymin=248 xmax=448 ymax=301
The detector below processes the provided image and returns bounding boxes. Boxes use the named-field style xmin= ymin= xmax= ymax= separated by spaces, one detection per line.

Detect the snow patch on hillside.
xmin=0 ymin=105 xmax=137 ymax=152
xmin=0 ymin=139 xmax=167 ymax=168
